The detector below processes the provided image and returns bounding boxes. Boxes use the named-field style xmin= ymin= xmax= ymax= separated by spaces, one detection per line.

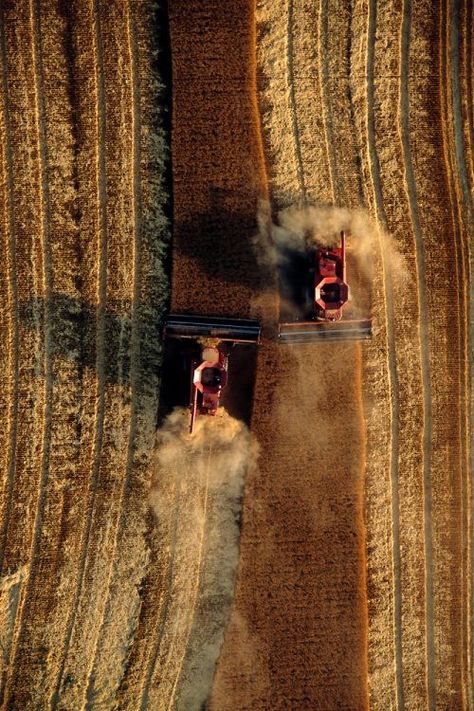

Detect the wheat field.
xmin=0 ymin=0 xmax=472 ymax=709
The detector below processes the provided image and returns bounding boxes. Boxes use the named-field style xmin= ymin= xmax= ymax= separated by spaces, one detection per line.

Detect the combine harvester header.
xmin=164 ymin=313 xmax=261 ymax=344
xmin=164 ymin=313 xmax=261 ymax=433
xmin=278 ymin=230 xmax=372 ymax=343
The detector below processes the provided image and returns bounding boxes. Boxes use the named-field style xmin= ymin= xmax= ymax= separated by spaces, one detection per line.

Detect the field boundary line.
xmin=366 ymin=0 xmax=404 ymax=707
xmin=3 ymin=0 xmax=54 ymax=702
xmin=286 ymin=0 xmax=307 ymax=203
xmin=85 ymin=2 xmax=143 ymax=699
xmin=50 ymin=0 xmax=108 ymax=704
xmin=399 ymin=1 xmax=435 ymax=707
xmin=0 ymin=4 xmax=20 ymax=577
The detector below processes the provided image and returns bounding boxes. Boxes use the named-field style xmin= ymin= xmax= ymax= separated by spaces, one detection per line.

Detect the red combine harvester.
xmin=278 ymin=231 xmax=372 ymax=342
xmin=164 ymin=314 xmax=261 ymax=433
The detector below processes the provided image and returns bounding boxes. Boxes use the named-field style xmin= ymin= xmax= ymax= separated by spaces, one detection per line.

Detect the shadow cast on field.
xmin=19 ymin=292 xmax=163 ymax=387
xmin=173 ymin=187 xmax=270 ymax=292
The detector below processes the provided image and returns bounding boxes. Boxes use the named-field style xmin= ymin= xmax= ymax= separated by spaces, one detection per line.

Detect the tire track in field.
xmin=2 ymin=0 xmax=54 ymax=703
xmin=286 ymin=0 xmax=307 ymax=203
xmin=366 ymin=1 xmax=404 ymax=707
xmin=85 ymin=2 xmax=141 ymax=696
xmin=399 ymin=2 xmax=435 ymax=706
xmin=51 ymin=0 xmax=108 ymax=702
xmin=0 ymin=3 xmax=20 ymax=577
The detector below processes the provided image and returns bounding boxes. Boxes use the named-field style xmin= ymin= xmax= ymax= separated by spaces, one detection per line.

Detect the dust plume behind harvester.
xmin=164 ymin=314 xmax=261 ymax=433
xmin=278 ymin=231 xmax=372 ymax=343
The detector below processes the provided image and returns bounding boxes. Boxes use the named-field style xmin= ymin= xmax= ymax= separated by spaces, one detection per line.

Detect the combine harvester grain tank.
xmin=278 ymin=230 xmax=372 ymax=343
xmin=164 ymin=314 xmax=261 ymax=433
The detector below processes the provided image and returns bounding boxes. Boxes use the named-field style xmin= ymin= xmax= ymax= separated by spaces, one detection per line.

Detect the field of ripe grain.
xmin=0 ymin=0 xmax=472 ymax=710
xmin=0 ymin=0 xmax=168 ymax=708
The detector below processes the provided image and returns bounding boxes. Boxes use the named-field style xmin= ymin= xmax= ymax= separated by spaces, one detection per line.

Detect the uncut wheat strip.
xmin=406 ymin=1 xmax=469 ymax=707
xmin=349 ymin=1 xmax=402 ymax=708
xmin=1 ymin=0 xmax=54 ymax=705
xmin=0 ymin=13 xmax=22 ymax=692
xmin=319 ymin=0 xmax=364 ymax=207
xmin=83 ymin=3 xmax=149 ymax=704
xmin=256 ymin=0 xmax=312 ymax=205
xmin=366 ymin=1 xmax=428 ymax=707
xmin=53 ymin=0 xmax=137 ymax=707
xmin=0 ymin=4 xmax=20 ymax=581
xmin=0 ymin=4 xmax=48 ymax=700
xmin=4 ymin=0 xmax=87 ymax=704
xmin=50 ymin=0 xmax=107 ymax=704
xmin=113 ymin=3 xmax=171 ymax=703
xmin=399 ymin=1 xmax=437 ymax=706
xmin=0 ymin=0 xmax=45 ymax=584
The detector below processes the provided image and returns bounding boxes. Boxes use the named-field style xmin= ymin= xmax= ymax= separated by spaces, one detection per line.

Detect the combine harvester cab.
xmin=278 ymin=231 xmax=372 ymax=343
xmin=164 ymin=314 xmax=261 ymax=433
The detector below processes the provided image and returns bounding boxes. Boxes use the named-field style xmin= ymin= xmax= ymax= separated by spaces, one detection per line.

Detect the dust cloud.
xmin=148 ymin=408 xmax=259 ymax=711
xmin=254 ymin=200 xmax=406 ymax=288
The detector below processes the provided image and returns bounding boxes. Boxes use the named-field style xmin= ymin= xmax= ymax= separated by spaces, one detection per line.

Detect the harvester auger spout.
xmin=163 ymin=313 xmax=261 ymax=434
xmin=278 ymin=230 xmax=373 ymax=343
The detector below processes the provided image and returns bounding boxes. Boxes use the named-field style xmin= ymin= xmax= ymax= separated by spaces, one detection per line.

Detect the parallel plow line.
xmin=51 ymin=0 xmax=108 ymax=701
xmin=365 ymin=0 xmax=404 ymax=706
xmin=2 ymin=0 xmax=54 ymax=704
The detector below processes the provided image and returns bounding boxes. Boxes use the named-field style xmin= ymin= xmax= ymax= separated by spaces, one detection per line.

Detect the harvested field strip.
xmin=399 ymin=2 xmax=435 ymax=705
xmin=364 ymin=0 xmax=404 ymax=705
xmin=208 ymin=2 xmax=368 ymax=708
